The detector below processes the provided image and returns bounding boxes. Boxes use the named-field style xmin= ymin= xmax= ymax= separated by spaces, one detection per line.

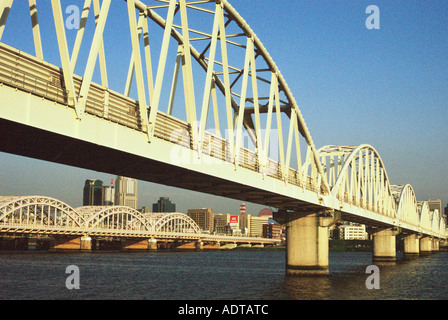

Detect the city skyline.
xmin=0 ymin=1 xmax=446 ymax=212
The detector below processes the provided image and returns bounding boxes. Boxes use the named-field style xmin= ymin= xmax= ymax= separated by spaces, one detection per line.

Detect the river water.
xmin=0 ymin=250 xmax=447 ymax=300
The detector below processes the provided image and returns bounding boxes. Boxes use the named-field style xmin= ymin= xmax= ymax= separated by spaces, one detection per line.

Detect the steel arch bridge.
xmin=0 ymin=195 xmax=278 ymax=246
xmin=0 ymin=196 xmax=201 ymax=236
xmin=0 ymin=0 xmax=445 ymax=251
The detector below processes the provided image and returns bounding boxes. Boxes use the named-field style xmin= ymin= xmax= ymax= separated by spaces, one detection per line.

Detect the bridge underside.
xmin=0 ymin=117 xmax=319 ymax=212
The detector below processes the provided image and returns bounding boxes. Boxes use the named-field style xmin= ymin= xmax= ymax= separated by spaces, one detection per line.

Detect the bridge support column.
xmin=195 ymin=241 xmax=203 ymax=251
xmin=403 ymin=234 xmax=420 ymax=256
xmin=420 ymin=237 xmax=432 ymax=254
xmin=80 ymin=236 xmax=92 ymax=252
xmin=285 ymin=212 xmax=329 ymax=276
xmin=432 ymin=239 xmax=439 ymax=252
xmin=373 ymin=228 xmax=397 ymax=262
xmin=149 ymin=238 xmax=158 ymax=251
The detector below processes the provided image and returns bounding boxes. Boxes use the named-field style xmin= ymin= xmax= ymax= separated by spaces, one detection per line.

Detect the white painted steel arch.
xmin=82 ymin=206 xmax=153 ymax=232
xmin=151 ymin=212 xmax=200 ymax=234
xmin=419 ymin=201 xmax=432 ymax=234
xmin=0 ymin=195 xmax=85 ymax=228
xmin=318 ymin=145 xmax=396 ymax=219
xmin=0 ymin=195 xmax=202 ymax=235
xmin=392 ymin=184 xmax=420 ymax=229
xmin=432 ymin=210 xmax=440 ymax=235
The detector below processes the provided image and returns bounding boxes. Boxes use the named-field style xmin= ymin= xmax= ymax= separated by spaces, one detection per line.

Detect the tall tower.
xmin=83 ymin=179 xmax=103 ymax=206
xmin=240 ymin=202 xmax=246 ymax=215
xmin=100 ymin=177 xmax=115 ymax=206
xmin=114 ymin=176 xmax=138 ymax=209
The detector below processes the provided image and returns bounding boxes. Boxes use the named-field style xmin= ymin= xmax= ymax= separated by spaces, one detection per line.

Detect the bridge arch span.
xmin=419 ymin=201 xmax=432 ymax=234
xmin=137 ymin=0 xmax=331 ymax=193
xmin=82 ymin=206 xmax=153 ymax=232
xmin=391 ymin=184 xmax=419 ymax=228
xmin=0 ymin=195 xmax=85 ymax=228
xmin=318 ymin=145 xmax=396 ymax=218
xmin=151 ymin=213 xmax=200 ymax=234
xmin=432 ymin=209 xmax=441 ymax=235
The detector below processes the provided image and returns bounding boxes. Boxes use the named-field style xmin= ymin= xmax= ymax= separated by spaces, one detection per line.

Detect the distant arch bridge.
xmin=0 ymin=195 xmax=278 ymax=245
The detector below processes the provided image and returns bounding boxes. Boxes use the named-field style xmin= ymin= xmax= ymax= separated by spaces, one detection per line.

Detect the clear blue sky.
xmin=0 ymin=0 xmax=446 ymax=213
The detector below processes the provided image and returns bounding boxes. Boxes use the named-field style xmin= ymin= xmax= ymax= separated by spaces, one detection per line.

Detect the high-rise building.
xmin=83 ymin=179 xmax=103 ymax=206
xmin=187 ymin=208 xmax=214 ymax=232
xmin=152 ymin=197 xmax=176 ymax=213
xmin=102 ymin=185 xmax=114 ymax=206
xmin=114 ymin=176 xmax=138 ymax=209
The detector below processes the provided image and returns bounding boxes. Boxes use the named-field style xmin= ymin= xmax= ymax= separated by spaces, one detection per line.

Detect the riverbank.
xmin=330 ymin=240 xmax=373 ymax=252
xmin=231 ymin=240 xmax=374 ymax=252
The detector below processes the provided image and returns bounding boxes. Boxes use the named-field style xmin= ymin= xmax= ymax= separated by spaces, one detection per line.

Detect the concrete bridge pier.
xmin=420 ymin=236 xmax=432 ymax=254
xmin=195 ymin=241 xmax=203 ymax=251
xmin=284 ymin=211 xmax=330 ymax=276
xmin=432 ymin=239 xmax=439 ymax=252
xmin=403 ymin=233 xmax=421 ymax=256
xmin=372 ymin=228 xmax=398 ymax=262
xmin=149 ymin=238 xmax=158 ymax=251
